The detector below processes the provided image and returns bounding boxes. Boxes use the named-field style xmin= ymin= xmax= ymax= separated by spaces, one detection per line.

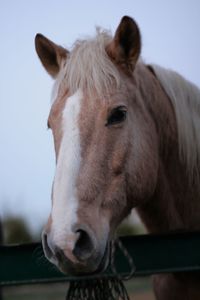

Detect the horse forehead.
xmin=49 ymin=89 xmax=78 ymax=123
xmin=62 ymin=90 xmax=83 ymax=119
xmin=50 ymin=86 xmax=128 ymax=133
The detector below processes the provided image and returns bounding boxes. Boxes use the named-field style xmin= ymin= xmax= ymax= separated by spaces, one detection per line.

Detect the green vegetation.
xmin=117 ymin=219 xmax=146 ymax=237
xmin=2 ymin=216 xmax=39 ymax=244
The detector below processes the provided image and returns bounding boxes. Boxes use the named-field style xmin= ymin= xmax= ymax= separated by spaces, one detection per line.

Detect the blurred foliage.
xmin=0 ymin=214 xmax=146 ymax=245
xmin=117 ymin=221 xmax=146 ymax=237
xmin=3 ymin=217 xmax=34 ymax=244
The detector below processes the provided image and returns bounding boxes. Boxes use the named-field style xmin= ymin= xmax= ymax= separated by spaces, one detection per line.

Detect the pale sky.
xmin=0 ymin=0 xmax=200 ymax=233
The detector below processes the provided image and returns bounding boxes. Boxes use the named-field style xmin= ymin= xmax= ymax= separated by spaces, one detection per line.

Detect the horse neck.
xmin=135 ymin=64 xmax=200 ymax=233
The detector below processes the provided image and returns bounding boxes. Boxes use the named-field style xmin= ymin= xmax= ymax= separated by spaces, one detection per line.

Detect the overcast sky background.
xmin=0 ymin=0 xmax=200 ymax=234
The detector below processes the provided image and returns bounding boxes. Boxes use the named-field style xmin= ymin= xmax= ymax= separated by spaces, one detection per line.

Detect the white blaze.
xmin=51 ymin=90 xmax=82 ymax=250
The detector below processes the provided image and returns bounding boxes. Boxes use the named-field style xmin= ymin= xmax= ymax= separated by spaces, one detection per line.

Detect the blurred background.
xmin=0 ymin=1 xmax=200 ymax=299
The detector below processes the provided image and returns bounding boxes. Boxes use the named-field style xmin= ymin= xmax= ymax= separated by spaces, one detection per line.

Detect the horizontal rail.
xmin=0 ymin=231 xmax=200 ymax=286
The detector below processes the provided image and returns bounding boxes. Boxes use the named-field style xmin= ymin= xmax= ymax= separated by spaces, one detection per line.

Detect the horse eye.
xmin=106 ymin=106 xmax=127 ymax=126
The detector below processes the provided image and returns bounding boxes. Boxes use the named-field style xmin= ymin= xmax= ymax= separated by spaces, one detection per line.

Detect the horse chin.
xmin=57 ymin=243 xmax=110 ymax=276
xmin=92 ymin=242 xmax=110 ymax=275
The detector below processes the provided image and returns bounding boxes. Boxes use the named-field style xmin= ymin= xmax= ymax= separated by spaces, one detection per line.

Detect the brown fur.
xmin=107 ymin=16 xmax=141 ymax=74
xmin=35 ymin=34 xmax=68 ymax=78
xmin=36 ymin=16 xmax=200 ymax=299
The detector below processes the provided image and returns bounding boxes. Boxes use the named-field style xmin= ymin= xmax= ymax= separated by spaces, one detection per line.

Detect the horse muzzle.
xmin=42 ymin=225 xmax=109 ymax=275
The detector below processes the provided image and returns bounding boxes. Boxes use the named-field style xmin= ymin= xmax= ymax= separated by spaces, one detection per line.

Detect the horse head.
xmin=35 ymin=16 xmax=159 ymax=274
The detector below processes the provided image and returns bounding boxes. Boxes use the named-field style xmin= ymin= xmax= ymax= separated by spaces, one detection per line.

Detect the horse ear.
xmin=35 ymin=34 xmax=68 ymax=78
xmin=107 ymin=16 xmax=141 ymax=73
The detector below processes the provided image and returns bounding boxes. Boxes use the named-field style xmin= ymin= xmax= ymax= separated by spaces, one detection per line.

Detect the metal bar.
xmin=0 ymin=232 xmax=200 ymax=286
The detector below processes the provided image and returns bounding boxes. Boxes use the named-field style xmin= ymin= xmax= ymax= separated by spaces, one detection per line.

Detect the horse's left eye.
xmin=106 ymin=106 xmax=127 ymax=126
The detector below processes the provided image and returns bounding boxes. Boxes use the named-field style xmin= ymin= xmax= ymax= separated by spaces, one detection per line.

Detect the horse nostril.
xmin=73 ymin=229 xmax=94 ymax=261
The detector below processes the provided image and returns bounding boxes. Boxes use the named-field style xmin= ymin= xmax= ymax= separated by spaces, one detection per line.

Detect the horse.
xmin=35 ymin=16 xmax=200 ymax=299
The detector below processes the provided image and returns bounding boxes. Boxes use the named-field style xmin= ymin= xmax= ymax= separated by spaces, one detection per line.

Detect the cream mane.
xmin=151 ymin=64 xmax=200 ymax=176
xmin=52 ymin=30 xmax=121 ymax=102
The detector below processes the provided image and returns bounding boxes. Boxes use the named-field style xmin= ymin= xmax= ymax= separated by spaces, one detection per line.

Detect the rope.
xmin=66 ymin=277 xmax=130 ymax=300
xmin=66 ymin=238 xmax=135 ymax=300
xmin=111 ymin=238 xmax=136 ymax=280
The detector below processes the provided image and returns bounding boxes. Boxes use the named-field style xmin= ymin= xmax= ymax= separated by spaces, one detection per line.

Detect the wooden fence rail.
xmin=0 ymin=231 xmax=200 ymax=286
